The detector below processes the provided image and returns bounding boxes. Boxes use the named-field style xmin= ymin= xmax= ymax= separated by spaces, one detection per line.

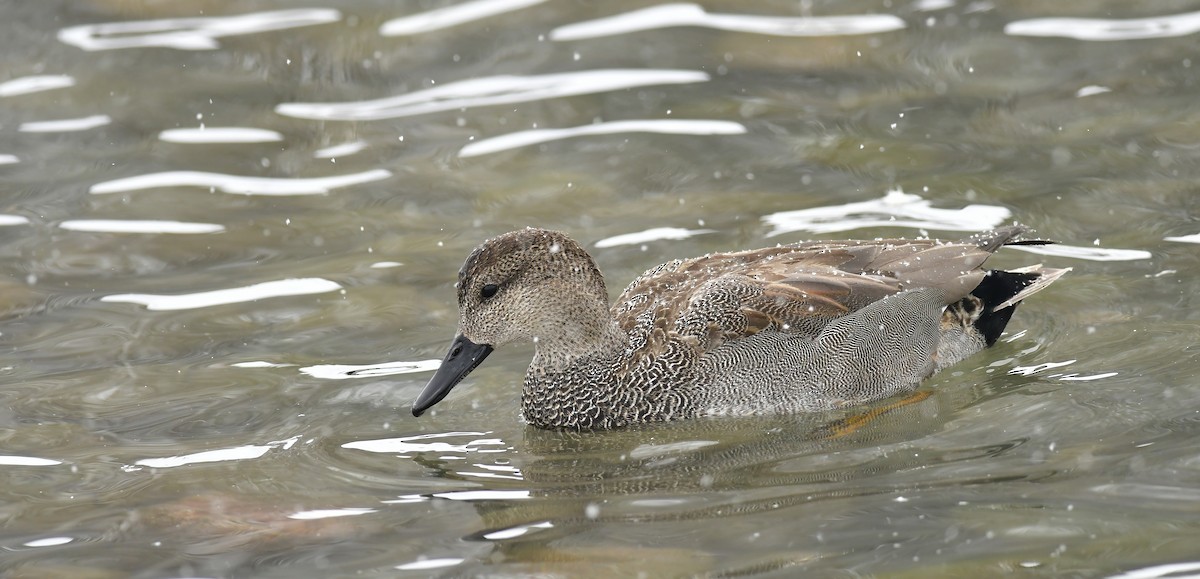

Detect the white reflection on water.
xmin=299 ymin=359 xmax=441 ymax=380
xmin=1165 ymin=233 xmax=1200 ymax=244
xmin=135 ymin=444 xmax=272 ymax=469
xmin=343 ymin=432 xmax=505 ymax=454
xmin=1008 ymin=361 xmax=1118 ymax=382
xmin=1005 ymin=9 xmax=1200 ymax=41
xmin=594 ymin=227 xmax=716 ymax=249
xmin=288 ymin=508 xmax=376 ymax=520
xmin=482 ymin=521 xmax=553 ymax=540
xmin=24 ymin=537 xmax=74 ymax=547
xmin=1108 ymin=561 xmax=1200 ymax=579
xmin=0 ymin=214 xmax=30 ymax=225
xmin=90 ymin=168 xmax=392 ymax=196
xmin=0 ymin=455 xmax=62 ymax=466
xmin=231 ymin=361 xmax=296 ymax=368
xmin=59 ymin=219 xmax=225 ymax=234
xmin=134 ymin=436 xmax=300 ymax=468
xmin=381 ymin=0 xmax=547 ymax=36
xmin=1076 ymin=85 xmax=1112 ymax=97
xmin=58 ymin=8 xmax=342 ymax=51
xmin=1010 ymin=360 xmax=1077 ymax=376
xmin=159 ymin=127 xmax=283 ymax=144
xmin=396 ymin=558 xmax=465 ymax=571
xmin=432 ymin=489 xmax=530 ymax=501
xmin=459 ymin=119 xmax=746 ymax=158
xmin=276 ymin=69 xmax=710 ymax=121
xmin=102 ymin=278 xmax=342 ymax=311
xmin=19 ymin=114 xmax=111 ymax=133
xmin=763 ymin=189 xmax=1010 ymax=236
xmin=0 ymin=74 xmax=74 ymax=97
xmin=0 ymin=154 xmax=18 ymax=165
xmin=314 ymin=140 xmax=367 ymax=159
xmin=551 ymin=3 xmax=906 ymax=41
xmin=1009 ymin=243 xmax=1152 ymax=262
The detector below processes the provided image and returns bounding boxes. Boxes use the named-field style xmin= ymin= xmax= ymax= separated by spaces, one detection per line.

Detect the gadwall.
xmin=413 ymin=226 xmax=1068 ymax=430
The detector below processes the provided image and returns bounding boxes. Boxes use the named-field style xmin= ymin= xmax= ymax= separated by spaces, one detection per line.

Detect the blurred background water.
xmin=1 ymin=0 xmax=1199 ymax=577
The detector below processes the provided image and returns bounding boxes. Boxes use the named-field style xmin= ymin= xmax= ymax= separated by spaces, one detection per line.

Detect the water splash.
xmin=276 ymin=69 xmax=710 ymax=121
xmin=459 ymin=119 xmax=745 ymax=158
xmin=552 ymin=3 xmax=905 ymax=41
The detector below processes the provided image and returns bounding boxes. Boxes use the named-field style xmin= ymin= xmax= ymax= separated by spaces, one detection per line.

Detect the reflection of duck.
xmin=414 ymin=226 xmax=1067 ymax=429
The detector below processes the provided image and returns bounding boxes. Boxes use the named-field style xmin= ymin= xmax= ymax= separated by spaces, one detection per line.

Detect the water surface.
xmin=2 ymin=1 xmax=1200 ymax=577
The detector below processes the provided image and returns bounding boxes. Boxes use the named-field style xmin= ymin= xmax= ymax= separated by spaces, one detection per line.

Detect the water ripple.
xmin=1005 ymin=9 xmax=1200 ymax=41
xmin=102 ymin=278 xmax=342 ymax=311
xmin=159 ymin=127 xmax=283 ymax=144
xmin=275 ymin=69 xmax=710 ymax=121
xmin=19 ymin=115 xmax=111 ymax=133
xmin=0 ymin=455 xmax=63 ymax=466
xmin=0 ymin=74 xmax=74 ymax=97
xmin=1009 ymin=243 xmax=1152 ymax=262
xmin=89 ymin=168 xmax=392 ymax=195
xmin=1164 ymin=233 xmax=1200 ymax=244
xmin=58 ymin=219 xmax=224 ymax=234
xmin=299 ymin=359 xmax=440 ymax=380
xmin=594 ymin=227 xmax=716 ymax=249
xmin=459 ymin=119 xmax=746 ymax=157
xmin=314 ymin=140 xmax=367 ymax=159
xmin=762 ymin=188 xmax=1010 ymax=237
xmin=381 ymin=0 xmax=548 ymax=36
xmin=57 ymin=8 xmax=342 ymax=51
xmin=551 ymin=3 xmax=906 ymax=41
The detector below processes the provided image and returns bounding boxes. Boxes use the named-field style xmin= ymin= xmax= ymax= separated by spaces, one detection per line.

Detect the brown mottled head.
xmin=454 ymin=227 xmax=608 ymax=347
xmin=413 ymin=228 xmax=615 ymax=417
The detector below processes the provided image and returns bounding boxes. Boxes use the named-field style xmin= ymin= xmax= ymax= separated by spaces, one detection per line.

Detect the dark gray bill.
xmin=412 ymin=334 xmax=493 ymax=416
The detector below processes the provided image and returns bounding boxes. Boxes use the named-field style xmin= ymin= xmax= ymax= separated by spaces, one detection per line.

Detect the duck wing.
xmin=615 ymin=234 xmax=1013 ymax=354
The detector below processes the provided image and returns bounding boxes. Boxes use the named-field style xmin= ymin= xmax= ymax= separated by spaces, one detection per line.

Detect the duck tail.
xmin=968 ymin=266 xmax=1071 ymax=346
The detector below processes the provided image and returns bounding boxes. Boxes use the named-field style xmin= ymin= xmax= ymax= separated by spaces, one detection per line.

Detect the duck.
xmin=412 ymin=226 xmax=1068 ymax=430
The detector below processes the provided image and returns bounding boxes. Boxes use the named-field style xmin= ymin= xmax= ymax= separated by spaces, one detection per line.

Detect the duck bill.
xmin=412 ymin=334 xmax=493 ymax=417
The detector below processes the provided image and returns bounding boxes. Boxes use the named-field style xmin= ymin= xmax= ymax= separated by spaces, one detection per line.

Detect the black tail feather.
xmin=969 ymin=270 xmax=1041 ymax=346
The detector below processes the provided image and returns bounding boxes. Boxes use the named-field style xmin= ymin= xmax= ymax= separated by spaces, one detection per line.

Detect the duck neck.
xmin=529 ymin=306 xmax=627 ymax=372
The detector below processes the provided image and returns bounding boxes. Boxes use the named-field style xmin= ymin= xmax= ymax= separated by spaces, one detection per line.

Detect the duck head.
xmin=412 ymin=228 xmax=614 ymax=417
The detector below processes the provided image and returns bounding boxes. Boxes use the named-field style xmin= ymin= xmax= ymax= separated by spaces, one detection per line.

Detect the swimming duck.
xmin=412 ymin=226 xmax=1067 ymax=430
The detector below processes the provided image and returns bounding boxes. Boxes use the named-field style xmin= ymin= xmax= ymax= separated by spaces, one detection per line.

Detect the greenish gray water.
xmin=2 ymin=1 xmax=1199 ymax=577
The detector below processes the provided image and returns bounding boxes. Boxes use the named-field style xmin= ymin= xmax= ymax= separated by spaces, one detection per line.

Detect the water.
xmin=2 ymin=0 xmax=1199 ymax=576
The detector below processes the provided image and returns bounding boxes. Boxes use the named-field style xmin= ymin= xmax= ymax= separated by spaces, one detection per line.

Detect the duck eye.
xmin=480 ymin=283 xmax=499 ymax=299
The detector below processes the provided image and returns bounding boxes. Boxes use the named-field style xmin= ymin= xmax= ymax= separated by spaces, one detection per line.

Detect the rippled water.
xmin=2 ymin=1 xmax=1199 ymax=577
